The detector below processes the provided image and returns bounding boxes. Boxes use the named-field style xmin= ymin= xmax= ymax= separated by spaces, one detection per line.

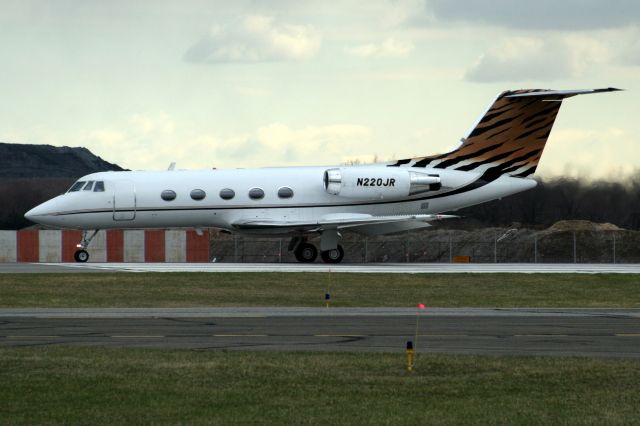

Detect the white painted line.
xmin=212 ymin=334 xmax=267 ymax=337
xmin=110 ymin=335 xmax=164 ymax=338
xmin=41 ymin=262 xmax=640 ymax=274
xmin=5 ymin=335 xmax=61 ymax=339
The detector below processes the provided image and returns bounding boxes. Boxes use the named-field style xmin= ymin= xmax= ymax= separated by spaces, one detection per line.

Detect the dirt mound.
xmin=544 ymin=220 xmax=622 ymax=233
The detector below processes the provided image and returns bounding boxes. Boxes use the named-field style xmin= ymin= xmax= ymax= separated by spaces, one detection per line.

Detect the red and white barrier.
xmin=0 ymin=229 xmax=210 ymax=262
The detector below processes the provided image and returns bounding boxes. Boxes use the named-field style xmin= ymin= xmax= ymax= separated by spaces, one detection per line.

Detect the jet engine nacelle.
xmin=323 ymin=167 xmax=441 ymax=200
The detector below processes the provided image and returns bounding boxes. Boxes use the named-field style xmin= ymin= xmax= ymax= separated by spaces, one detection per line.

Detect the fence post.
xmin=573 ymin=232 xmax=577 ymax=263
xmin=279 ymin=238 xmax=282 ymax=263
xmin=613 ymin=233 xmax=616 ymax=264
xmin=534 ymin=237 xmax=538 ymax=264
xmin=494 ymin=230 xmax=497 ymax=263
xmin=234 ymin=235 xmax=238 ymax=263
xmin=449 ymin=234 xmax=452 ymax=263
xmin=364 ymin=238 xmax=368 ymax=263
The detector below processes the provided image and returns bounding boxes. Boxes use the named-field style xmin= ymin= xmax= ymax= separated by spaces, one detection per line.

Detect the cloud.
xmin=345 ymin=37 xmax=414 ymax=58
xmin=255 ymin=123 xmax=372 ymax=163
xmin=539 ymin=127 xmax=637 ymax=180
xmin=465 ymin=36 xmax=609 ymax=82
xmin=129 ymin=112 xmax=175 ymax=135
xmin=617 ymin=29 xmax=640 ymax=65
xmin=85 ymin=113 xmax=372 ymax=170
xmin=421 ymin=0 xmax=640 ymax=30
xmin=88 ymin=130 xmax=126 ymax=147
xmin=184 ymin=15 xmax=321 ymax=64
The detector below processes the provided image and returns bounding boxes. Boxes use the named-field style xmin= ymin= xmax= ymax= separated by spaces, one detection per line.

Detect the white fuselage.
xmin=25 ymin=165 xmax=536 ymax=233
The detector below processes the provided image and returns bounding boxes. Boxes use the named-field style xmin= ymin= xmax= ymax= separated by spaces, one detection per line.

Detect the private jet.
xmin=25 ymin=88 xmax=619 ymax=263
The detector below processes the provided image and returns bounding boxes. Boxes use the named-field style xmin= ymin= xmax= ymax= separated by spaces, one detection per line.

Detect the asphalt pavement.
xmin=2 ymin=308 xmax=638 ymax=357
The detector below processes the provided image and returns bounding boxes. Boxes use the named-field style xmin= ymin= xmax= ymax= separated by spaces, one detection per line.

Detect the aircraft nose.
xmin=24 ymin=199 xmax=60 ymax=224
xmin=24 ymin=204 xmax=44 ymax=221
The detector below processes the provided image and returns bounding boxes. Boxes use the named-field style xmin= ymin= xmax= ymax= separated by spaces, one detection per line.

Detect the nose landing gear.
xmin=74 ymin=249 xmax=89 ymax=262
xmin=74 ymin=230 xmax=100 ymax=263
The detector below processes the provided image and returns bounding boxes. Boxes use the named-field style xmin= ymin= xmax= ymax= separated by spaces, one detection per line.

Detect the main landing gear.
xmin=74 ymin=230 xmax=99 ymax=263
xmin=320 ymin=245 xmax=344 ymax=264
xmin=290 ymin=236 xmax=345 ymax=264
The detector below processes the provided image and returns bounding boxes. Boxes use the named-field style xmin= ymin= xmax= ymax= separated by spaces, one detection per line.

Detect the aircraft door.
xmin=113 ymin=180 xmax=136 ymax=221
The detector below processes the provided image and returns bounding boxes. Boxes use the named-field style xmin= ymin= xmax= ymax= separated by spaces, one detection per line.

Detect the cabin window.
xmin=248 ymin=188 xmax=264 ymax=200
xmin=190 ymin=189 xmax=206 ymax=201
xmin=219 ymin=188 xmax=235 ymax=200
xmin=83 ymin=181 xmax=94 ymax=191
xmin=277 ymin=187 xmax=294 ymax=199
xmin=94 ymin=181 xmax=105 ymax=192
xmin=68 ymin=181 xmax=85 ymax=192
xmin=161 ymin=190 xmax=177 ymax=201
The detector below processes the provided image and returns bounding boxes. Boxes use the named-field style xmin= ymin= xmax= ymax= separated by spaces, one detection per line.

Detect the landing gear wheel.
xmin=321 ymin=245 xmax=344 ymax=264
xmin=74 ymin=249 xmax=89 ymax=263
xmin=295 ymin=243 xmax=318 ymax=263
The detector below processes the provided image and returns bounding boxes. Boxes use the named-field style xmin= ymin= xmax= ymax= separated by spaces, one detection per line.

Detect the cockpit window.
xmin=68 ymin=181 xmax=86 ymax=192
xmin=83 ymin=181 xmax=94 ymax=191
xmin=94 ymin=181 xmax=105 ymax=192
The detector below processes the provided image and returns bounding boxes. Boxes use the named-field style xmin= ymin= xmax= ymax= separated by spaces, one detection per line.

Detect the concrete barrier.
xmin=0 ymin=231 xmax=17 ymax=262
xmin=165 ymin=230 xmax=186 ymax=263
xmin=0 ymin=229 xmax=210 ymax=263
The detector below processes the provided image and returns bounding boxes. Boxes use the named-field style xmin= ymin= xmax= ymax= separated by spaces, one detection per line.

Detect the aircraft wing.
xmin=231 ymin=213 xmax=457 ymax=235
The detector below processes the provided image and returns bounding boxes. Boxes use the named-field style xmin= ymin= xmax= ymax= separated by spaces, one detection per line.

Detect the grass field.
xmin=1 ymin=346 xmax=639 ymax=424
xmin=0 ymin=272 xmax=639 ymax=308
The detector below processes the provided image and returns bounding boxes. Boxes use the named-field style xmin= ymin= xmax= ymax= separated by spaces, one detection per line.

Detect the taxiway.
xmin=2 ymin=308 xmax=638 ymax=357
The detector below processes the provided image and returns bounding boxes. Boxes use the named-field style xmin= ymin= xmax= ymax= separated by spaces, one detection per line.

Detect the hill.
xmin=0 ymin=142 xmax=124 ymax=178
xmin=1 ymin=143 xmax=124 ymax=229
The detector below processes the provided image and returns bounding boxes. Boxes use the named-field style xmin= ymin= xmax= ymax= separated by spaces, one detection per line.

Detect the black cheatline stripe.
xmin=422 ymin=165 xmax=514 ymax=200
xmin=454 ymin=148 xmax=523 ymax=172
xmin=515 ymin=122 xmax=554 ymax=141
xmin=467 ymin=113 xmax=524 ymax=138
xmin=387 ymin=159 xmax=412 ymax=167
xmin=512 ymin=166 xmax=537 ymax=178
xmin=433 ymin=142 xmax=504 ymax=169
xmin=485 ymin=127 xmax=511 ymax=140
xmin=521 ymin=102 xmax=561 ymax=124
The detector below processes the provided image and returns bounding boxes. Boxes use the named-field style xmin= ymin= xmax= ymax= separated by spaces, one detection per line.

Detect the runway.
xmin=2 ymin=262 xmax=640 ymax=273
xmin=2 ymin=308 xmax=639 ymax=357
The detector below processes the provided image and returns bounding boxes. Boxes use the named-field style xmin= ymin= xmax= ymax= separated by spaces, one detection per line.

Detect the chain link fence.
xmin=209 ymin=229 xmax=640 ymax=263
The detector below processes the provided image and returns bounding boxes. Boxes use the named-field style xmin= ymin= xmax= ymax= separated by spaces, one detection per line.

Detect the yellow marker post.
xmin=406 ymin=341 xmax=414 ymax=371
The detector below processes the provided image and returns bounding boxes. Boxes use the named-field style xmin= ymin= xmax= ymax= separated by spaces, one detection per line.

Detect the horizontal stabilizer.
xmin=505 ymin=87 xmax=622 ymax=99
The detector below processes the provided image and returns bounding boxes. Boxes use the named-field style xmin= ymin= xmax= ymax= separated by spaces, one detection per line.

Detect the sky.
xmin=1 ymin=0 xmax=639 ymax=180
